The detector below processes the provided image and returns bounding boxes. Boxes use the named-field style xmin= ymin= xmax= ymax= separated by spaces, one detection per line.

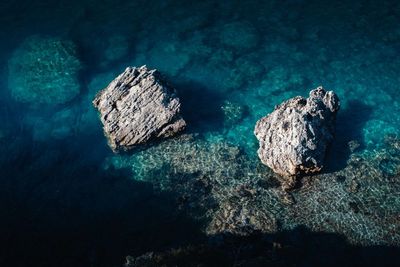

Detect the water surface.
xmin=0 ymin=0 xmax=399 ymax=266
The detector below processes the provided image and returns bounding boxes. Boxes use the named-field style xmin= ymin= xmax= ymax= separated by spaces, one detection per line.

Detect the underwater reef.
xmin=123 ymin=229 xmax=400 ymax=267
xmin=105 ymin=133 xmax=400 ymax=246
xmin=7 ymin=35 xmax=82 ymax=106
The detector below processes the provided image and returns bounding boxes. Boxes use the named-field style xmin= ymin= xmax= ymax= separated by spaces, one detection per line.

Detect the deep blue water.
xmin=0 ymin=0 xmax=400 ymax=266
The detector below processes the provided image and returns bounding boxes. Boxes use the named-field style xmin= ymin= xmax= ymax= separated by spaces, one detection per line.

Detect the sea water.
xmin=0 ymin=0 xmax=399 ymax=266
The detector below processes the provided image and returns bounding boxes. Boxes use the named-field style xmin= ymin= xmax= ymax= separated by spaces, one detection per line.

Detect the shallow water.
xmin=0 ymin=0 xmax=400 ymax=266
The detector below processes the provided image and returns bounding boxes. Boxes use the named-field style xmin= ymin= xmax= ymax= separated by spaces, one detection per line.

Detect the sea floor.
xmin=0 ymin=0 xmax=399 ymax=266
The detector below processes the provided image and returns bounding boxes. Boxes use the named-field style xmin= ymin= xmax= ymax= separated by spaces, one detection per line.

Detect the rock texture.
xmin=254 ymin=87 xmax=340 ymax=177
xmin=93 ymin=66 xmax=186 ymax=152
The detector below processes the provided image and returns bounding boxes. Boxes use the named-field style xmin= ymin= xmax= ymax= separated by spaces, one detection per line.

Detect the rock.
xmin=93 ymin=66 xmax=186 ymax=152
xmin=254 ymin=86 xmax=340 ymax=177
xmin=8 ymin=35 xmax=82 ymax=106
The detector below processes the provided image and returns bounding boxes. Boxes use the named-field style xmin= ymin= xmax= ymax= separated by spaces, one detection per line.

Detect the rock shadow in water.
xmin=0 ymin=137 xmax=205 ymax=267
xmin=325 ymin=100 xmax=373 ymax=173
xmin=1 ymin=129 xmax=399 ymax=267
xmin=174 ymin=80 xmax=225 ymax=134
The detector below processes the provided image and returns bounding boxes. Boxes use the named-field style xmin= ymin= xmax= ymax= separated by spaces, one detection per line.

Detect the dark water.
xmin=0 ymin=0 xmax=400 ymax=266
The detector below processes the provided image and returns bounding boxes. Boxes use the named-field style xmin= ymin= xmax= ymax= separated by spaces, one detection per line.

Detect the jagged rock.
xmin=93 ymin=66 xmax=186 ymax=152
xmin=254 ymin=86 xmax=340 ymax=177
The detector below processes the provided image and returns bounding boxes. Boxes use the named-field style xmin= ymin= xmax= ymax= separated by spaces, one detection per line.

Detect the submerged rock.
xmin=254 ymin=86 xmax=340 ymax=177
xmin=221 ymin=100 xmax=246 ymax=125
xmin=219 ymin=21 xmax=259 ymax=50
xmin=8 ymin=35 xmax=82 ymax=106
xmin=105 ymin=134 xmax=284 ymax=236
xmin=93 ymin=66 xmax=186 ymax=152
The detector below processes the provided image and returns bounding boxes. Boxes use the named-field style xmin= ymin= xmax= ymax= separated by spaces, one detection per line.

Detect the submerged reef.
xmin=219 ymin=21 xmax=259 ymax=51
xmin=221 ymin=100 xmax=246 ymax=126
xmin=291 ymin=136 xmax=400 ymax=245
xmin=124 ymin=228 xmax=400 ymax=267
xmin=7 ymin=35 xmax=82 ymax=106
xmin=93 ymin=66 xmax=186 ymax=152
xmin=104 ymin=134 xmax=283 ymax=235
xmin=106 ymin=134 xmax=400 ymax=247
xmin=255 ymin=87 xmax=340 ymax=178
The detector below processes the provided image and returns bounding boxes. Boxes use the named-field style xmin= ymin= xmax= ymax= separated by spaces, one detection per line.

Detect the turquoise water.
xmin=0 ymin=0 xmax=400 ymax=266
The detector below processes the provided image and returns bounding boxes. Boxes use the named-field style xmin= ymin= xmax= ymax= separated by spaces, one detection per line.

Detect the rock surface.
xmin=93 ymin=66 xmax=186 ymax=152
xmin=254 ymin=87 xmax=340 ymax=177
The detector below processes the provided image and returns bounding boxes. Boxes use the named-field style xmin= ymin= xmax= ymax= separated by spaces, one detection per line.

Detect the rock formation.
xmin=93 ymin=66 xmax=186 ymax=152
xmin=254 ymin=86 xmax=340 ymax=177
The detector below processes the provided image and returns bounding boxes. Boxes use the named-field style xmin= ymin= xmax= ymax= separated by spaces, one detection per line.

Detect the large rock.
xmin=254 ymin=87 xmax=340 ymax=177
xmin=93 ymin=66 xmax=186 ymax=152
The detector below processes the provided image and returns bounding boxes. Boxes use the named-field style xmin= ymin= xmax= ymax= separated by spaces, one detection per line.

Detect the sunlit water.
xmin=0 ymin=0 xmax=399 ymax=266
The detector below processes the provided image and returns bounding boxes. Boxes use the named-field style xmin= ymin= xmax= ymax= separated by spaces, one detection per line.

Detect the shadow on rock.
xmin=325 ymin=100 xmax=373 ymax=173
